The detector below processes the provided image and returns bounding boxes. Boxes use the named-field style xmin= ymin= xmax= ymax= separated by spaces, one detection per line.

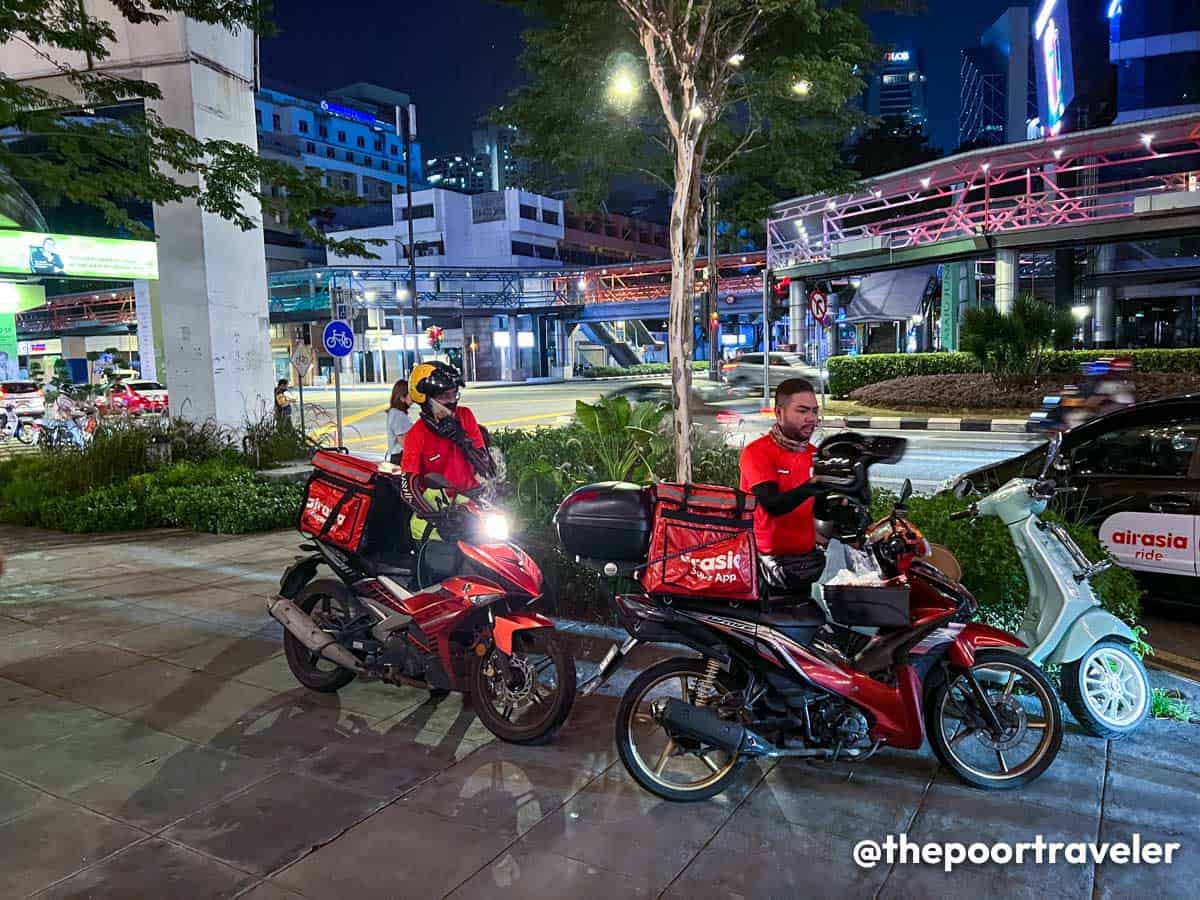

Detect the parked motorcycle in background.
xmin=556 ymin=435 xmax=1063 ymax=802
xmin=0 ymin=402 xmax=35 ymax=446
xmin=269 ymin=450 xmax=576 ymax=745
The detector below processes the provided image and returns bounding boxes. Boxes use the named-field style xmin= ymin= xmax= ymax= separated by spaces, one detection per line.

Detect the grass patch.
xmin=1151 ymin=688 xmax=1196 ymax=723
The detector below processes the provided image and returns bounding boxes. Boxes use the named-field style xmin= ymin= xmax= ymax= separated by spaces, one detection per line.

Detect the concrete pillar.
xmin=1093 ymin=244 xmax=1116 ymax=348
xmin=505 ymin=315 xmax=519 ymax=381
xmin=995 ymin=248 xmax=1018 ymax=314
xmin=788 ymin=278 xmax=805 ymax=356
xmin=140 ymin=29 xmax=272 ymax=425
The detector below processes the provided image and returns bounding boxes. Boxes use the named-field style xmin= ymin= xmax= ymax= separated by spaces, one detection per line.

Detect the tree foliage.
xmin=499 ymin=0 xmax=884 ymax=479
xmin=843 ymin=115 xmax=941 ymax=178
xmin=0 ymin=1 xmax=376 ymax=255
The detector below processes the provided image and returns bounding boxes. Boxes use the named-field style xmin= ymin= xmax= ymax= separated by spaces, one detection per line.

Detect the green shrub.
xmin=960 ymin=295 xmax=1075 ymax=386
xmin=34 ymin=459 xmax=302 ymax=534
xmin=581 ymin=361 xmax=709 ymax=378
xmin=828 ymin=347 xmax=1200 ymax=398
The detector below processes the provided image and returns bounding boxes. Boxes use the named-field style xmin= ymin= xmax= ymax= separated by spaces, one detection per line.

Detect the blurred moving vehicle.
xmin=1029 ymin=358 xmax=1135 ymax=432
xmin=601 ymin=380 xmax=747 ymax=433
xmin=97 ymin=380 xmax=168 ymax=415
xmin=0 ymin=380 xmax=45 ymax=418
xmin=721 ymin=352 xmax=821 ymax=390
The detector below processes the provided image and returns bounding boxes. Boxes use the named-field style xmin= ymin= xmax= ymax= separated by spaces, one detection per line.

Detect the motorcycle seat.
xmin=758 ymin=602 xmax=826 ymax=645
xmin=358 ymin=554 xmax=414 ymax=578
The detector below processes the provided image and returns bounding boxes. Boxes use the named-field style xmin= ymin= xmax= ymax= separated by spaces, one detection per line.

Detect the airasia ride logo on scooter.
xmin=1100 ymin=511 xmax=1197 ymax=576
xmin=679 ymin=549 xmax=744 ymax=585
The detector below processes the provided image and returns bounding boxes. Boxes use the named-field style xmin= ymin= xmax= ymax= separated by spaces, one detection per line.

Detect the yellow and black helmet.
xmin=409 ymin=360 xmax=464 ymax=406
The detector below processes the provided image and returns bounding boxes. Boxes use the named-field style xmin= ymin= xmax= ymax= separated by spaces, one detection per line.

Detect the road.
xmin=302 ymin=378 xmax=1045 ymax=491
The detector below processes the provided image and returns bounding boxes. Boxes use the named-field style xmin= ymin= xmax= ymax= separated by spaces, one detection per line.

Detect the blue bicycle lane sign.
xmin=322 ymin=320 xmax=355 ymax=358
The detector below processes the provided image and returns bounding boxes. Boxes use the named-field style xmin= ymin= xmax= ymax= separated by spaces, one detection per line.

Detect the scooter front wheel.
xmin=1061 ymin=639 xmax=1149 ymax=739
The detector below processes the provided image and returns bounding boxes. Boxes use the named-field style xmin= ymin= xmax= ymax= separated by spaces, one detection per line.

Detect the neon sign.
xmin=885 ymin=51 xmax=911 ymax=63
xmin=319 ymin=100 xmax=379 ymax=128
xmin=1033 ymin=0 xmax=1072 ymax=137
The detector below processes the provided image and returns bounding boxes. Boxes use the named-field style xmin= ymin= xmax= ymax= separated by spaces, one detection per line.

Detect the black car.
xmin=962 ymin=394 xmax=1200 ymax=593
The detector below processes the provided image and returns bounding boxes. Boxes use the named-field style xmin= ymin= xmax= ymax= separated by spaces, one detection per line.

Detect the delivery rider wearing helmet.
xmin=399 ymin=361 xmax=495 ymax=543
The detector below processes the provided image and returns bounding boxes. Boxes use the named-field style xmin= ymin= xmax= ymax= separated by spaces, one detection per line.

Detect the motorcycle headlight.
xmin=482 ymin=513 xmax=510 ymax=542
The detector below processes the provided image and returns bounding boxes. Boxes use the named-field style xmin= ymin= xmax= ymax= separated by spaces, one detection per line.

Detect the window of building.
xmin=337 ymin=130 xmax=346 ymax=142
xmin=376 ymin=185 xmax=387 ymax=198
xmin=519 ymin=204 xmax=538 ymax=221
xmin=373 ymin=138 xmax=383 ymax=151
xmin=511 ymin=240 xmax=535 ymax=257
xmin=356 ymin=136 xmax=365 ymax=148
xmin=299 ymin=120 xmax=309 ymax=133
xmin=1073 ymin=421 xmax=1200 ymax=478
xmin=345 ymin=151 xmax=354 ymax=162
xmin=319 ymin=125 xmax=328 ymax=138
xmin=305 ymin=141 xmax=315 ymax=153
xmin=326 ymin=147 xmax=335 ymax=158
xmin=255 ymin=109 xmax=262 ymax=126
xmin=341 ymin=176 xmax=352 ymax=191
xmin=399 ymin=203 xmax=435 ymax=221
xmin=271 ymin=113 xmax=280 ymax=130
xmin=535 ymin=244 xmax=556 ymax=259
xmin=390 ymin=144 xmax=399 ymax=155
xmin=381 ymin=160 xmax=390 ymax=171
xmin=541 ymin=209 xmax=559 ymax=225
xmin=364 ymin=157 xmax=372 ymax=168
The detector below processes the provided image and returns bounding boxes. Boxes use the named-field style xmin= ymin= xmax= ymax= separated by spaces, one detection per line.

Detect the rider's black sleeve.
xmin=750 ymin=480 xmax=829 ymax=517
xmin=398 ymin=472 xmax=438 ymax=517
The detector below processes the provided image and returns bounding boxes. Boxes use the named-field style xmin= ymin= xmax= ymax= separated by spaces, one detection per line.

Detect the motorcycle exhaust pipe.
xmin=267 ymin=594 xmax=365 ymax=674
xmin=653 ymin=698 xmax=778 ymax=759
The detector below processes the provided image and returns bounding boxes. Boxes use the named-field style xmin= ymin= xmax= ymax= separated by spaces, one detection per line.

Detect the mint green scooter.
xmin=952 ymin=433 xmax=1150 ymax=739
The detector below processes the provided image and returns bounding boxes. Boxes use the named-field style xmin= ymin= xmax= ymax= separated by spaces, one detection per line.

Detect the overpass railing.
xmin=768 ymin=115 xmax=1200 ymax=271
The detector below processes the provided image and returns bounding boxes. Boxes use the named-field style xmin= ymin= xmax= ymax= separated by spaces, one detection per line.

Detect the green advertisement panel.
xmin=0 ymin=312 xmax=17 ymax=380
xmin=0 ymin=230 xmax=158 ymax=280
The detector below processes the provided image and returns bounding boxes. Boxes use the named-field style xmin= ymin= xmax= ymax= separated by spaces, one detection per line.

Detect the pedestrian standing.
xmin=385 ymin=378 xmax=413 ymax=465
xmin=274 ymin=378 xmax=293 ymax=424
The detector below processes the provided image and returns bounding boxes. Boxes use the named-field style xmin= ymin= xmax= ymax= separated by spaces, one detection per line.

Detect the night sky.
xmin=262 ymin=0 xmax=1035 ymax=159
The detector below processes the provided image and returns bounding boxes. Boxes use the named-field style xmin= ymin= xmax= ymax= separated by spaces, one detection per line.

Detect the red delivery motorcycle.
xmin=269 ymin=450 xmax=575 ymax=744
xmin=554 ymin=434 xmax=1063 ymax=801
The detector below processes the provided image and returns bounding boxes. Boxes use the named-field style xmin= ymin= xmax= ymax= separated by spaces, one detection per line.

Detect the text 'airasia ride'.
xmin=268 ymin=449 xmax=575 ymax=744
xmin=554 ymin=433 xmax=1063 ymax=802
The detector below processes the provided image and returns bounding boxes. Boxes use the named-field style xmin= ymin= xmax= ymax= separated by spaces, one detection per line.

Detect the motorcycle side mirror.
xmin=952 ymin=478 xmax=974 ymax=500
xmin=1038 ymin=432 xmax=1063 ymax=480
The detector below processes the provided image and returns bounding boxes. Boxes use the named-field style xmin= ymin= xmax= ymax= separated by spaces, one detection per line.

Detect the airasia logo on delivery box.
xmin=680 ymin=550 xmax=743 ymax=584
xmin=305 ymin=495 xmax=346 ymax=530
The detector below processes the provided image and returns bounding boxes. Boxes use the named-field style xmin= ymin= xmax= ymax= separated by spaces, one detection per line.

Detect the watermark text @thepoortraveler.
xmin=853 ymin=834 xmax=1180 ymax=873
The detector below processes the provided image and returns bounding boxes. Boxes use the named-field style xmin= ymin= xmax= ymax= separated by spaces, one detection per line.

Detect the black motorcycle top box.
xmin=555 ymin=481 xmax=652 ymax=564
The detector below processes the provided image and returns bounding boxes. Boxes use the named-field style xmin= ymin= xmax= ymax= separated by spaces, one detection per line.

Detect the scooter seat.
xmin=758 ymin=602 xmax=826 ymax=645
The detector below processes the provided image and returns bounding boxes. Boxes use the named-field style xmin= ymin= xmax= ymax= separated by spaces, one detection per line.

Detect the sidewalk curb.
xmin=834 ymin=415 xmax=1037 ymax=434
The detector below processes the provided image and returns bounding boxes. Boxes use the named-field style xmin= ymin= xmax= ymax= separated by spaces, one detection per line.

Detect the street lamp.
xmin=609 ymin=69 xmax=638 ymax=102
xmin=728 ymin=53 xmax=745 ymax=67
xmin=1072 ymin=305 xmax=1090 ymax=320
xmin=791 ymin=79 xmax=812 ymax=96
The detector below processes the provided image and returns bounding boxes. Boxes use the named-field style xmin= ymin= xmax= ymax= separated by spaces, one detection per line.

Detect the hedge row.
xmin=582 ymin=361 xmax=709 ymax=378
xmin=828 ymin=348 xmax=1200 ymax=398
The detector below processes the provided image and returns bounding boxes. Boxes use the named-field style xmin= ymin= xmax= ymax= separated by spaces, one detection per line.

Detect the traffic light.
xmin=772 ymin=275 xmax=792 ymax=301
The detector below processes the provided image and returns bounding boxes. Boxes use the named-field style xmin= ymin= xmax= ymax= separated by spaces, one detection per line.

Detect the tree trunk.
xmin=667 ymin=142 xmax=704 ymax=482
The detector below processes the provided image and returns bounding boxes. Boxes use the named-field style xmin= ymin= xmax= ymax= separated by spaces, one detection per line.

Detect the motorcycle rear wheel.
xmin=616 ymin=657 xmax=743 ymax=802
xmin=282 ymin=578 xmax=359 ymax=693
xmin=470 ymin=630 xmax=576 ymax=745
xmin=1061 ymin=639 xmax=1149 ymax=739
xmin=925 ymin=649 xmax=1062 ymax=790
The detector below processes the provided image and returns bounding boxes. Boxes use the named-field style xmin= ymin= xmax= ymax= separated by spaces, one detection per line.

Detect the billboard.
xmin=0 ymin=230 xmax=158 ymax=280
xmin=1033 ymin=0 xmax=1076 ymax=136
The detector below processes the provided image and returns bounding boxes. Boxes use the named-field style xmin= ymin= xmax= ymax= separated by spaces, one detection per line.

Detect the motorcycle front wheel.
xmin=1061 ymin=639 xmax=1150 ymax=739
xmin=470 ymin=630 xmax=575 ymax=745
xmin=925 ymin=649 xmax=1063 ymax=790
xmin=615 ymin=657 xmax=743 ymax=802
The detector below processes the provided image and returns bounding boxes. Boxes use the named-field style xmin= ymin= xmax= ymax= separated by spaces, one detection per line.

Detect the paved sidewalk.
xmin=1 ymin=525 xmax=1198 ymax=899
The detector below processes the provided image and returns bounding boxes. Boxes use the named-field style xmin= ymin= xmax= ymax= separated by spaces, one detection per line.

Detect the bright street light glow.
xmin=610 ymin=70 xmax=637 ymax=100
xmin=689 ymin=104 xmax=706 ymax=121
xmin=1053 ymin=148 xmax=1064 ymax=159
xmin=395 ymin=287 xmax=408 ymax=300
xmin=920 ymin=177 xmax=931 ymax=189
xmin=791 ymin=80 xmax=812 ymax=96
xmin=728 ymin=53 xmax=745 ymax=67
xmin=1141 ymin=133 xmax=1155 ymax=148
xmin=577 ymin=278 xmax=587 ymax=290
xmin=1072 ymin=305 xmax=1090 ymax=320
